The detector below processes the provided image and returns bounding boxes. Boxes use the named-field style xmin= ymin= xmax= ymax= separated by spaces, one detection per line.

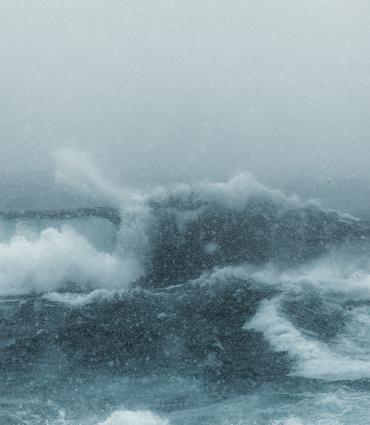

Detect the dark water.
xmin=3 ymin=175 xmax=370 ymax=424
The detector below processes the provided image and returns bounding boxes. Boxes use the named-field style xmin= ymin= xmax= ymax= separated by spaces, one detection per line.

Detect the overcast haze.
xmin=1 ymin=0 xmax=370 ymax=196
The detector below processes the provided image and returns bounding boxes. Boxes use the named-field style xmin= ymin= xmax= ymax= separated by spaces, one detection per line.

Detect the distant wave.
xmin=0 ymin=173 xmax=369 ymax=295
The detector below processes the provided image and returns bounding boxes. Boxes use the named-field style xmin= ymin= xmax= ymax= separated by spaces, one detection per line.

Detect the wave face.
xmin=3 ymin=173 xmax=370 ymax=424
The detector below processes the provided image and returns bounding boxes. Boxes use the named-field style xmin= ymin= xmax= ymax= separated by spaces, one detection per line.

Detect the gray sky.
xmin=1 ymin=0 xmax=370 ymax=193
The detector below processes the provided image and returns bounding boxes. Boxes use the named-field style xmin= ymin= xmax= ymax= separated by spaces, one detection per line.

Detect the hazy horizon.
xmin=1 ymin=1 xmax=370 ymax=205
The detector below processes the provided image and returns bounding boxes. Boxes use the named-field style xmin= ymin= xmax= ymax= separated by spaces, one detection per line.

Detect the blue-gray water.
xmin=3 ymin=175 xmax=370 ymax=425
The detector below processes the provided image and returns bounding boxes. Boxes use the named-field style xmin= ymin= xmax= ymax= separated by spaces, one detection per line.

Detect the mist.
xmin=1 ymin=0 xmax=370 ymax=209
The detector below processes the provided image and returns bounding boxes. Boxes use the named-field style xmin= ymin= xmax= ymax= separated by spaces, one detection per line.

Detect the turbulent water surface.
xmin=3 ymin=171 xmax=370 ymax=425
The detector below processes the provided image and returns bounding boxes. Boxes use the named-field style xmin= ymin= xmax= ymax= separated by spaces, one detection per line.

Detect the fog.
xmin=1 ymin=1 xmax=370 ymax=207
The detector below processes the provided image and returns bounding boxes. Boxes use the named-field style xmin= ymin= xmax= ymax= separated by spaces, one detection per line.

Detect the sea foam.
xmin=98 ymin=410 xmax=169 ymax=425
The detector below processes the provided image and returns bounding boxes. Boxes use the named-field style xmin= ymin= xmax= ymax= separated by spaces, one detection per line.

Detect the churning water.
xmin=3 ymin=155 xmax=370 ymax=424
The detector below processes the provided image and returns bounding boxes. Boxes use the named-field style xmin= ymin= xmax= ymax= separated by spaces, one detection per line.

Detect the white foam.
xmin=271 ymin=418 xmax=305 ymax=425
xmin=271 ymin=416 xmax=341 ymax=425
xmin=235 ymin=246 xmax=370 ymax=303
xmin=277 ymin=249 xmax=370 ymax=301
xmin=44 ymin=289 xmax=117 ymax=307
xmin=0 ymin=226 xmax=140 ymax=295
xmin=98 ymin=410 xmax=169 ymax=425
xmin=245 ymin=297 xmax=370 ymax=380
xmin=159 ymin=172 xmax=297 ymax=211
xmin=54 ymin=149 xmax=152 ymax=282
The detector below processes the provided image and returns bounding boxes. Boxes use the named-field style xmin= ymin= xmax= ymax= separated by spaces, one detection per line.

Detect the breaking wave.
xmin=4 ymin=153 xmax=370 ymax=423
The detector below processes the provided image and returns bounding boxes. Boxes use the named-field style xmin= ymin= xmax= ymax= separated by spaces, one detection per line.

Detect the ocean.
xmin=2 ymin=172 xmax=370 ymax=424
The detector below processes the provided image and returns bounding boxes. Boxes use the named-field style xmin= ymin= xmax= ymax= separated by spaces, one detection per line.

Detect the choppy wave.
xmin=0 ymin=226 xmax=139 ymax=295
xmin=1 ymin=169 xmax=369 ymax=296
xmin=4 ymin=160 xmax=370 ymax=423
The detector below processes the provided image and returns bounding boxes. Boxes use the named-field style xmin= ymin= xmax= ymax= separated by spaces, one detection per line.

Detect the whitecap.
xmin=98 ymin=410 xmax=169 ymax=425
